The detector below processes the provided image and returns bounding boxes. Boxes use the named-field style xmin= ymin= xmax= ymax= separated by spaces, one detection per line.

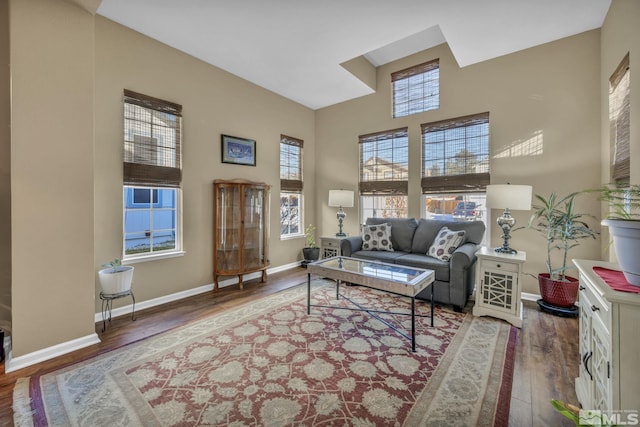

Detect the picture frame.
xmin=221 ymin=134 xmax=256 ymax=166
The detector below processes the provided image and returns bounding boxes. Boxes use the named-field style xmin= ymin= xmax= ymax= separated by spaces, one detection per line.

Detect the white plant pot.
xmin=98 ymin=266 xmax=134 ymax=294
xmin=602 ymin=219 xmax=640 ymax=287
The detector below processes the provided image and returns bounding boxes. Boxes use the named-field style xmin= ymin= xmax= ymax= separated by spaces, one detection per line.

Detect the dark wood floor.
xmin=0 ymin=267 xmax=578 ymax=426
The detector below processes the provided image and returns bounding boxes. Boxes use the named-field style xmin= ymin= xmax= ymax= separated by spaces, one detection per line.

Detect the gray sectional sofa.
xmin=340 ymin=217 xmax=486 ymax=312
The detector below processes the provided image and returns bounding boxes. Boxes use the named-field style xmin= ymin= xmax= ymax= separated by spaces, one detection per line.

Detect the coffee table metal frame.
xmin=306 ymin=256 xmax=435 ymax=352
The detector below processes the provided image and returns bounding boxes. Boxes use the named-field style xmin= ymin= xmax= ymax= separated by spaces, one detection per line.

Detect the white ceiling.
xmin=96 ymin=0 xmax=611 ymax=110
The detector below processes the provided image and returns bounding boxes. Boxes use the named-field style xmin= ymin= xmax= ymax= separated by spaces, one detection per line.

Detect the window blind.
xmin=359 ymin=127 xmax=409 ymax=195
xmin=280 ymin=134 xmax=303 ymax=192
xmin=421 ymin=112 xmax=490 ymax=193
xmin=610 ymin=53 xmax=630 ymax=183
xmin=123 ymin=89 xmax=182 ymax=188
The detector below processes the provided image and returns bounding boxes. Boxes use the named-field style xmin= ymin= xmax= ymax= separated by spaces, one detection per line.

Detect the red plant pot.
xmin=538 ymin=273 xmax=579 ymax=308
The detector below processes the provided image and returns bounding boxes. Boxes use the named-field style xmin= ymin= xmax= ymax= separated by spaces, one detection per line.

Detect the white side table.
xmin=473 ymin=246 xmax=526 ymax=328
xmin=320 ymin=236 xmax=348 ymax=259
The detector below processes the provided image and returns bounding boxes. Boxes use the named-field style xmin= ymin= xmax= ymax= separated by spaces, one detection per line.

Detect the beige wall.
xmin=315 ymin=31 xmax=603 ymax=295
xmin=601 ymin=1 xmax=640 ymax=183
xmin=9 ymin=0 xmax=95 ymax=356
xmin=7 ymin=0 xmax=630 ymax=359
xmin=94 ymin=17 xmax=316 ymax=310
xmin=0 ymin=0 xmax=10 ymax=335
xmin=599 ymin=0 xmax=640 ymax=261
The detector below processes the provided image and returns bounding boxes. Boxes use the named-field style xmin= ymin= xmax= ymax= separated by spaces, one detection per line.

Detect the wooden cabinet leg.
xmin=238 ymin=274 xmax=243 ymax=290
xmin=261 ymin=269 xmax=267 ymax=283
xmin=213 ymin=276 xmax=219 ymax=291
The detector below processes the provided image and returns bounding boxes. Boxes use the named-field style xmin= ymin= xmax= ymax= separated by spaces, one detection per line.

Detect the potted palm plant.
xmin=526 ymin=192 xmax=598 ymax=309
xmin=302 ymin=224 xmax=320 ymax=265
xmin=592 ymin=184 xmax=640 ymax=286
xmin=98 ymin=258 xmax=134 ymax=295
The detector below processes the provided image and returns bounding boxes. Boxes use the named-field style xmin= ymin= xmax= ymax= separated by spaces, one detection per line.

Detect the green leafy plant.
xmin=526 ymin=192 xmax=598 ymax=281
xmin=102 ymin=258 xmax=122 ymax=273
xmin=587 ymin=183 xmax=640 ymax=220
xmin=304 ymin=224 xmax=317 ymax=248
xmin=551 ymin=400 xmax=580 ymax=425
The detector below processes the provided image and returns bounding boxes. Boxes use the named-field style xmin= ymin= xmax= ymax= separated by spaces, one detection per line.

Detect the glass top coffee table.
xmin=306 ymin=256 xmax=435 ymax=352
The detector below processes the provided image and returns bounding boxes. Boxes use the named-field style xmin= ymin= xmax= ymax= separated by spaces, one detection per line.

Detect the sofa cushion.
xmin=411 ymin=219 xmax=449 ymax=254
xmin=411 ymin=219 xmax=486 ymax=253
xmin=361 ymin=223 xmax=393 ymax=251
xmin=443 ymin=220 xmax=485 ymax=245
xmin=365 ymin=217 xmax=418 ymax=252
xmin=394 ymin=253 xmax=450 ymax=282
xmin=350 ymin=250 xmax=406 ymax=264
xmin=428 ymin=227 xmax=466 ymax=261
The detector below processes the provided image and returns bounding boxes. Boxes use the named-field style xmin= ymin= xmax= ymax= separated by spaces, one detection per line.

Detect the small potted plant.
xmin=590 ymin=184 xmax=640 ymax=286
xmin=525 ymin=192 xmax=598 ymax=308
xmin=98 ymin=258 xmax=134 ymax=295
xmin=302 ymin=224 xmax=320 ymax=264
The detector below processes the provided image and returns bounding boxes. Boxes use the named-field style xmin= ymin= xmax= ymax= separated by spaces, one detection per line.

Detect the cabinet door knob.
xmin=496 ymin=264 xmax=501 ymax=268
xmin=591 ymin=305 xmax=600 ymax=312
xmin=579 ymin=286 xmax=586 ymax=291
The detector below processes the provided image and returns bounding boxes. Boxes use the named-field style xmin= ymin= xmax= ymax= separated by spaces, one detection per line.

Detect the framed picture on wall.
xmin=221 ymin=134 xmax=256 ymax=166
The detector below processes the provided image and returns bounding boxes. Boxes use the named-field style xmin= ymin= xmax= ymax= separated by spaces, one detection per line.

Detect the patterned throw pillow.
xmin=361 ymin=223 xmax=394 ymax=251
xmin=428 ymin=227 xmax=466 ymax=261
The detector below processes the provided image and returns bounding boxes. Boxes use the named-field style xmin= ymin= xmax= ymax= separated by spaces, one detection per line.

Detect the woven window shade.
xmin=359 ymin=127 xmax=409 ymax=195
xmin=610 ymin=54 xmax=630 ymax=183
xmin=391 ymin=59 xmax=439 ymax=82
xmin=421 ymin=112 xmax=490 ymax=194
xmin=280 ymin=135 xmax=303 ymax=192
xmin=123 ymin=90 xmax=182 ymax=188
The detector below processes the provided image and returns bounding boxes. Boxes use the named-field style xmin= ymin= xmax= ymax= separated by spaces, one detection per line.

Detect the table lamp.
xmin=486 ymin=184 xmax=532 ymax=254
xmin=328 ymin=190 xmax=354 ymax=237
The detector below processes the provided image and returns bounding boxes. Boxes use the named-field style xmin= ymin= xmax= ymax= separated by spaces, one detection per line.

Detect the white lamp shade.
xmin=328 ymin=190 xmax=354 ymax=207
xmin=486 ymin=184 xmax=532 ymax=211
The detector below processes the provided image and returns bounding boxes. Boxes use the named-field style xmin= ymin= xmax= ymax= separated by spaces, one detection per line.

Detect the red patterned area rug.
xmin=14 ymin=280 xmax=517 ymax=426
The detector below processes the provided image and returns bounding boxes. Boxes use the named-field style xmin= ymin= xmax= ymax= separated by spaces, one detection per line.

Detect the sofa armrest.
xmin=340 ymin=236 xmax=363 ymax=257
xmin=450 ymin=243 xmax=477 ymax=270
xmin=448 ymin=243 xmax=479 ymax=309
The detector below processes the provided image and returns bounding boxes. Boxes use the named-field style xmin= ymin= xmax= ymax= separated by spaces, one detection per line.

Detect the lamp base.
xmin=494 ymin=246 xmax=517 ymax=254
xmin=335 ymin=232 xmax=347 ymax=237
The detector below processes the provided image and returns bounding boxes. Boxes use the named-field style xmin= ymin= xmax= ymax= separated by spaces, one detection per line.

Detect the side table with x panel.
xmin=472 ymin=246 xmax=526 ymax=328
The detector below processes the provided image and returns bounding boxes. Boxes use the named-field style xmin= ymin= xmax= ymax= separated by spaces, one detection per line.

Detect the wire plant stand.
xmin=99 ymin=289 xmax=136 ymax=332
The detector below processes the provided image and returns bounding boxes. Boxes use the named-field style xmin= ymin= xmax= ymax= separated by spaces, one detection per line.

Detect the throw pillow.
xmin=428 ymin=227 xmax=466 ymax=261
xmin=362 ymin=223 xmax=394 ymax=251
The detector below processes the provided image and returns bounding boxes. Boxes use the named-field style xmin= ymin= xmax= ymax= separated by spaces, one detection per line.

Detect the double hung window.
xmin=392 ymin=59 xmax=439 ymax=118
xmin=421 ymin=113 xmax=490 ymax=236
xmin=280 ymin=135 xmax=303 ymax=237
xmin=359 ymin=128 xmax=409 ymax=220
xmin=610 ymin=53 xmax=630 ymax=184
xmin=123 ymin=90 xmax=182 ymax=258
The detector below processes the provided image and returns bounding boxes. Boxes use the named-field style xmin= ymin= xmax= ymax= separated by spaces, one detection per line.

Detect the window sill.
xmin=123 ymin=250 xmax=186 ymax=265
xmin=281 ymin=234 xmax=304 ymax=241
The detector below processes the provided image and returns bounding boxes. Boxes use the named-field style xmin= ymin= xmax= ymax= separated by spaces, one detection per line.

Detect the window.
xmin=392 ymin=59 xmax=439 ymax=118
xmin=124 ymin=187 xmax=178 ymax=255
xmin=610 ymin=53 xmax=630 ymax=184
xmin=359 ymin=128 xmax=409 ymax=220
xmin=123 ymin=90 xmax=182 ymax=258
xmin=280 ymin=135 xmax=303 ymax=237
xmin=421 ymin=113 xmax=490 ymax=244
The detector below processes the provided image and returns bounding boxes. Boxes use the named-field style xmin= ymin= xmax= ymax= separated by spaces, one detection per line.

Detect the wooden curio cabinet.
xmin=213 ymin=179 xmax=270 ymax=290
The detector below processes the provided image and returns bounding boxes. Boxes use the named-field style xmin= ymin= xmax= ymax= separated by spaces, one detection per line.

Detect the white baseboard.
xmin=521 ymin=292 xmax=541 ymax=302
xmin=5 ymin=333 xmax=101 ymax=373
xmin=5 ymin=261 xmax=305 ymax=372
xmin=93 ymin=261 xmax=303 ymax=323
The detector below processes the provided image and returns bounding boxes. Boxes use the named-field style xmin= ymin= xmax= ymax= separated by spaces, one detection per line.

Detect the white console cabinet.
xmin=573 ymin=260 xmax=640 ymax=412
xmin=473 ymin=247 xmax=526 ymax=328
